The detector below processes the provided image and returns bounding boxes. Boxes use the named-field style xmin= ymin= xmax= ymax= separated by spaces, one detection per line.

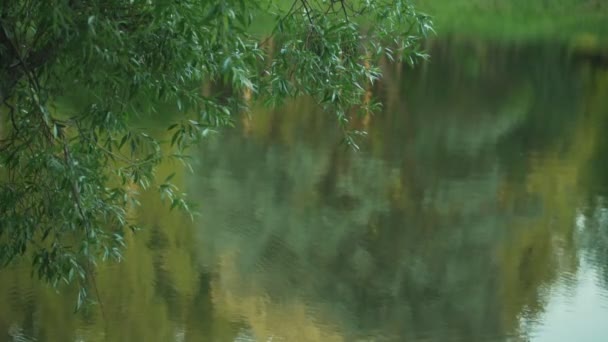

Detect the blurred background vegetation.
xmin=414 ymin=0 xmax=608 ymax=45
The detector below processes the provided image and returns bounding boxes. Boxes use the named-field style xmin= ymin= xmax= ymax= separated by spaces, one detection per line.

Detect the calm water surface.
xmin=1 ymin=40 xmax=608 ymax=341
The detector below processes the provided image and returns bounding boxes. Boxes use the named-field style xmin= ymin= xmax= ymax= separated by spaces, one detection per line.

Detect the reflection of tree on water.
xmin=578 ymin=198 xmax=608 ymax=287
xmin=578 ymin=67 xmax=608 ymax=291
xmin=194 ymin=41 xmax=608 ymax=341
xmin=196 ymin=137 xmax=531 ymax=340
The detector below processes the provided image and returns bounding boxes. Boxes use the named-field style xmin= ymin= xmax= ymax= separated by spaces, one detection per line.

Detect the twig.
xmin=259 ymin=0 xmax=303 ymax=47
xmin=300 ymin=0 xmax=315 ymax=26
xmin=340 ymin=0 xmax=349 ymax=21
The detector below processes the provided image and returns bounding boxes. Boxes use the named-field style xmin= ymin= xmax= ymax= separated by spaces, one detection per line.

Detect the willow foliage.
xmin=0 ymin=0 xmax=432 ymax=306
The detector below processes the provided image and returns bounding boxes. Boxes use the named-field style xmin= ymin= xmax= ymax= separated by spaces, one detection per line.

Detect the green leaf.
xmin=165 ymin=173 xmax=176 ymax=182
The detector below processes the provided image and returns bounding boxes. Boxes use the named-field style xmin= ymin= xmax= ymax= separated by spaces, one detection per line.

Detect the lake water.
xmin=1 ymin=39 xmax=608 ymax=341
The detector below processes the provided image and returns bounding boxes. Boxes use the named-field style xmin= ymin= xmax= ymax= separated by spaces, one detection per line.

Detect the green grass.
xmin=412 ymin=0 xmax=608 ymax=46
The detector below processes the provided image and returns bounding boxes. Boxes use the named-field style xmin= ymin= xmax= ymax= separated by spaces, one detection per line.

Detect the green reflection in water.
xmin=1 ymin=40 xmax=608 ymax=341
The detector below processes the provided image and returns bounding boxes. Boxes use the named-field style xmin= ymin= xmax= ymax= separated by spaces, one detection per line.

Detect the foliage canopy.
xmin=0 ymin=0 xmax=431 ymax=306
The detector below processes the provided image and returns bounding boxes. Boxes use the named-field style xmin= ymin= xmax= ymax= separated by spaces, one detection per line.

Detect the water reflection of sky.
xmin=532 ymin=206 xmax=608 ymax=341
xmin=533 ymin=261 xmax=608 ymax=342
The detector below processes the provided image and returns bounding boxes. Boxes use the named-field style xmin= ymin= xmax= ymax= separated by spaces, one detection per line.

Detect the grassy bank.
xmin=413 ymin=0 xmax=608 ymax=47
